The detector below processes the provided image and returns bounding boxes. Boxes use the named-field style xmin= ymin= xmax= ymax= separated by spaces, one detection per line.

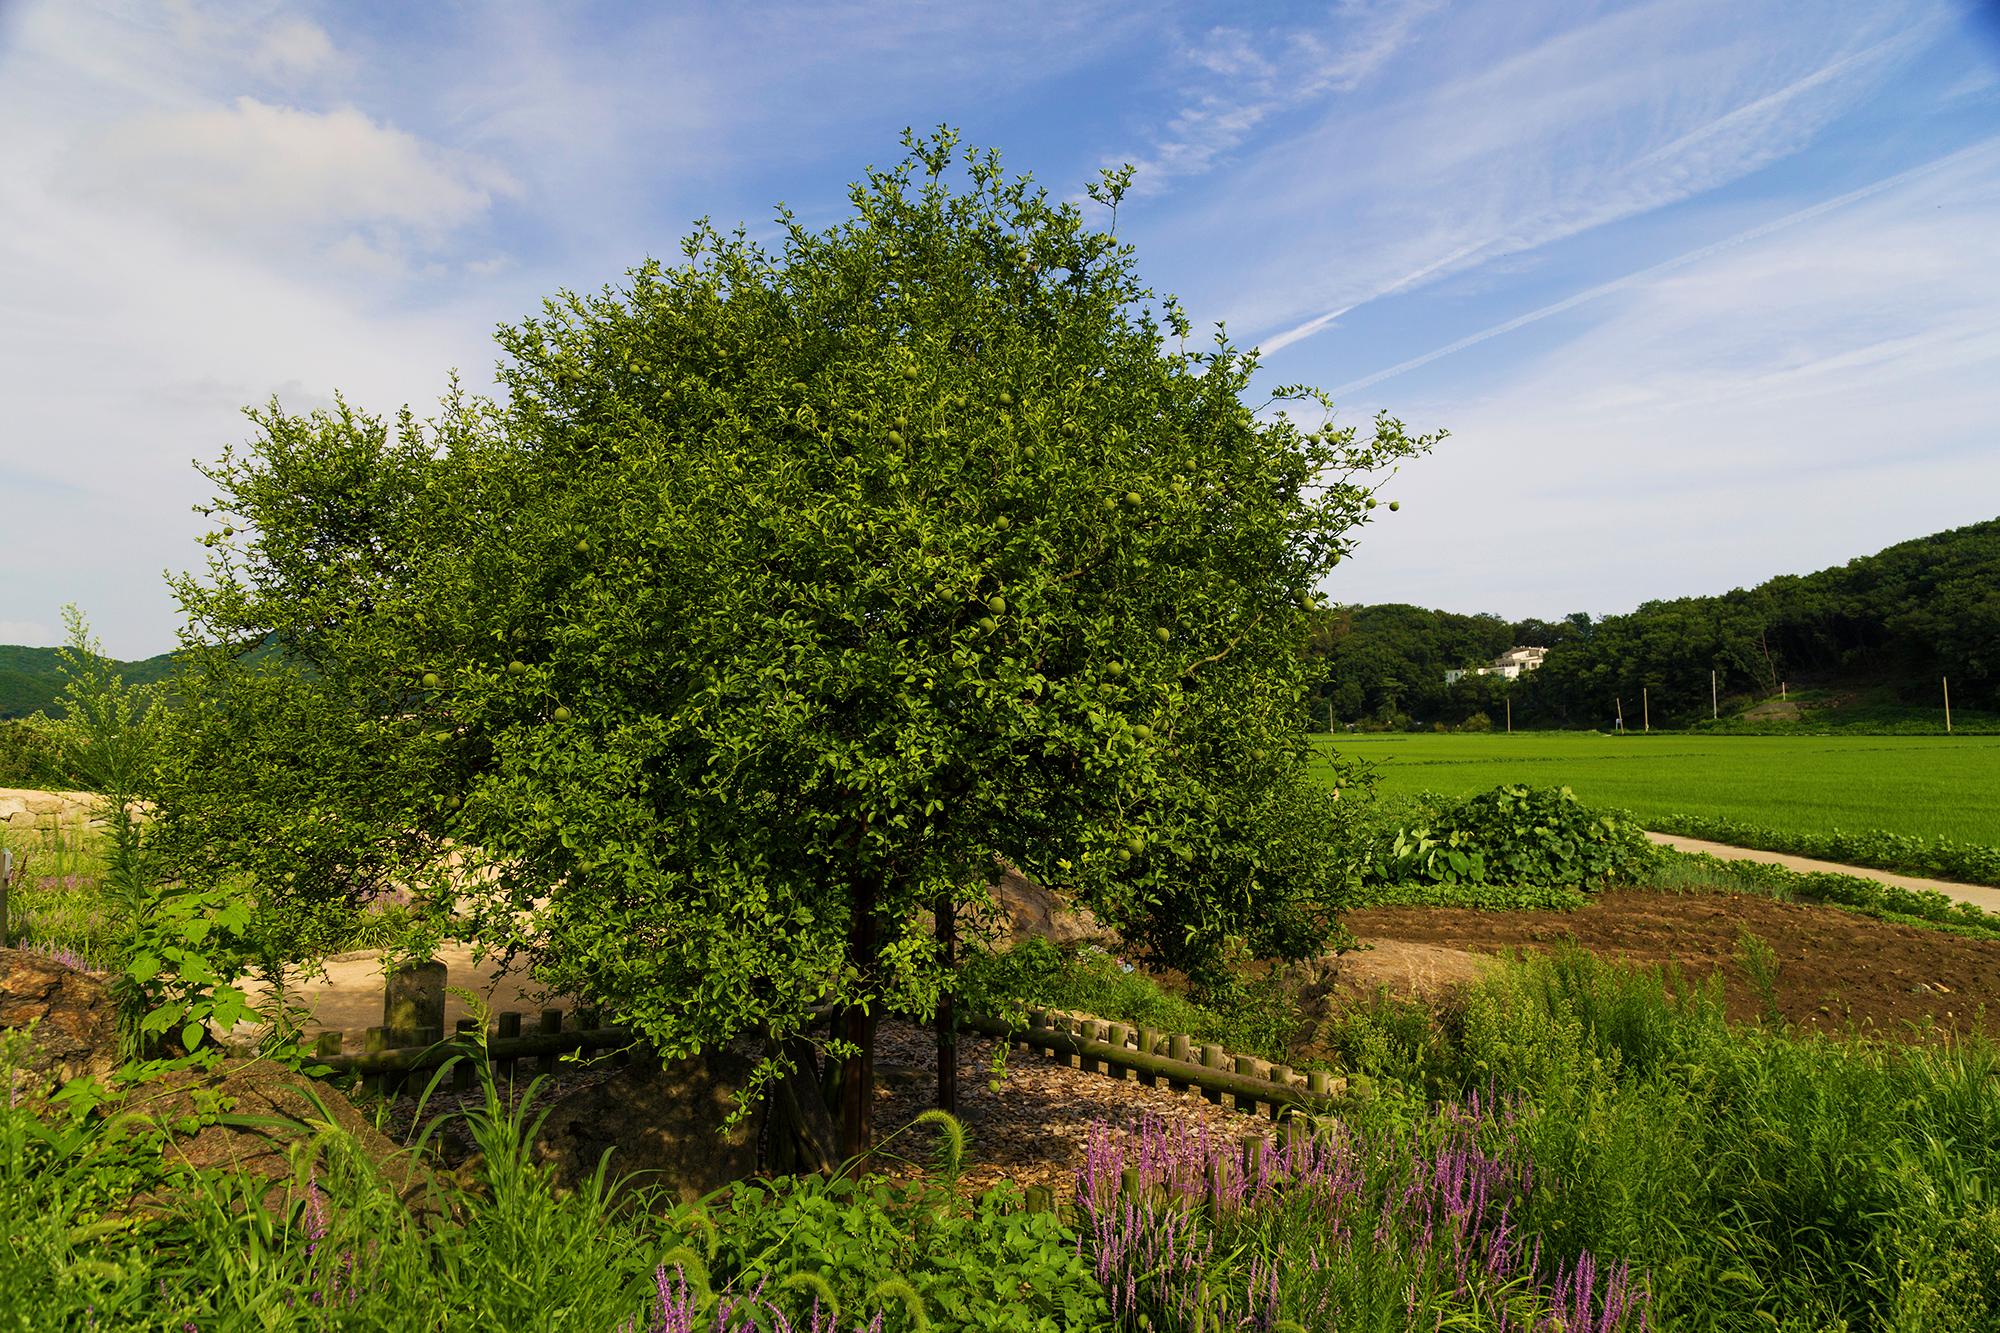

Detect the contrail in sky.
xmin=1280 ymin=136 xmax=2000 ymax=400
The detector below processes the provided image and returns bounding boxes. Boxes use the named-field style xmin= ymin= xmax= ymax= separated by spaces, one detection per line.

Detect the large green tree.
xmin=156 ymin=131 xmax=1432 ymax=1158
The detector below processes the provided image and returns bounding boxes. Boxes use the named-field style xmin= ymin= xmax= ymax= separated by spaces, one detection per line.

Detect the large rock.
xmin=989 ymin=864 xmax=1107 ymax=946
xmin=0 ymin=947 xmax=119 ymax=1096
xmin=532 ymin=1049 xmax=761 ymax=1204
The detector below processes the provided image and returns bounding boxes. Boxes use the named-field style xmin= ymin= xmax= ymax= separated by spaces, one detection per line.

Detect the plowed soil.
xmin=1340 ymin=889 xmax=2000 ymax=1038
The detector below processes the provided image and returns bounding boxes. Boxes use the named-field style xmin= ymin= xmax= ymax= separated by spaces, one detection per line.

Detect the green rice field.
xmin=1312 ymin=733 xmax=2000 ymax=845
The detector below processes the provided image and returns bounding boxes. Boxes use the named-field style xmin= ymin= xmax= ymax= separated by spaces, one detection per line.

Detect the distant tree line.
xmin=1307 ymin=517 xmax=2000 ymax=729
xmin=0 ymin=644 xmax=176 ymax=720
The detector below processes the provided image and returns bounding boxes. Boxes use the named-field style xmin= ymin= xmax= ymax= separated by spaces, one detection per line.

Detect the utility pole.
xmin=1506 ymin=695 xmax=1512 ymax=734
xmin=1615 ymin=697 xmax=1624 ymax=734
xmin=1944 ymin=676 xmax=1952 ymax=734
xmin=1711 ymin=670 xmax=1718 ymax=721
xmin=1642 ymin=687 xmax=1650 ymax=733
xmin=1781 ymin=681 xmax=1787 ymax=702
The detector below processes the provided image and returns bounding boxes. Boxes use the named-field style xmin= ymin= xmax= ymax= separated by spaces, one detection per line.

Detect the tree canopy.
xmin=153 ymin=131 xmax=1433 ymax=1155
xmin=1309 ymin=517 xmax=2000 ymax=728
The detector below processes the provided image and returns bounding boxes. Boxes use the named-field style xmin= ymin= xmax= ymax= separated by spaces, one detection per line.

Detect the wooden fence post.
xmin=1233 ymin=1055 xmax=1263 ymax=1115
xmin=538 ymin=1008 xmax=562 ymax=1080
xmin=1200 ymin=1044 xmax=1225 ymax=1105
xmin=496 ymin=1012 xmax=521 ymax=1083
xmin=363 ymin=1026 xmax=388 ymax=1096
xmin=1167 ymin=1034 xmax=1191 ymax=1092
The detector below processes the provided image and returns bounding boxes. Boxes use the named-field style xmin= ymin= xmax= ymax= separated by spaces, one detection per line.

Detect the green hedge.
xmin=1651 ymin=811 xmax=2000 ymax=888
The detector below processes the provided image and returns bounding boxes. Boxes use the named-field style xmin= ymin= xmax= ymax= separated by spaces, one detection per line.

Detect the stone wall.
xmin=0 ymin=787 xmax=104 ymax=833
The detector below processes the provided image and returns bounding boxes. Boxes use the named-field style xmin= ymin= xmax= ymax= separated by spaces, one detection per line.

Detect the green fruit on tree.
xmin=986 ymin=595 xmax=1007 ymax=614
xmin=987 ymin=1078 xmax=1001 ymax=1094
xmin=553 ymin=706 xmax=573 ymax=722
xmin=576 ymin=538 xmax=590 ymax=552
xmin=997 ymin=390 xmax=1014 ymax=407
xmin=508 ymin=660 xmax=526 ymax=674
xmin=902 ymin=365 xmax=918 ymax=382
xmin=894 ymin=414 xmax=908 ymax=430
xmin=1106 ymin=660 xmax=1124 ymax=676
xmin=1126 ymin=835 xmax=1144 ymax=854
xmin=887 ymin=430 xmax=904 ymax=446
xmin=1251 ymin=748 xmax=1269 ymax=763
xmin=1155 ymin=627 xmax=1172 ymax=642
xmin=422 ymin=672 xmax=441 ymax=688
xmin=1118 ymin=848 xmax=1133 ymax=863
xmin=1388 ymin=500 xmax=1401 ymax=511
xmin=994 ymin=515 xmax=1011 ymax=530
xmin=1133 ymin=724 xmax=1152 ymax=741
xmin=1124 ymin=491 xmax=1141 ymax=507
xmin=1102 ymin=495 xmax=1118 ymax=510
xmin=979 ymin=616 xmax=998 ymax=632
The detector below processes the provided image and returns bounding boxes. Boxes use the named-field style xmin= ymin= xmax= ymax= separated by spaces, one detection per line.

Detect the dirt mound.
xmin=1 ymin=947 xmax=119 ymax=1097
xmin=1344 ymin=889 xmax=2000 ymax=1037
xmin=1315 ymin=940 xmax=1499 ymax=999
xmin=531 ymin=1049 xmax=761 ymax=1204
xmin=121 ymin=1059 xmax=442 ymax=1216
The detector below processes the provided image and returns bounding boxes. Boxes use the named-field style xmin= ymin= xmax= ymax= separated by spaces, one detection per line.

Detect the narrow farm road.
xmin=1645 ymin=833 xmax=2000 ymax=914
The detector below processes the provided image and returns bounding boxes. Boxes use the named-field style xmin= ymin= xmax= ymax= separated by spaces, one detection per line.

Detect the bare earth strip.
xmin=1644 ymin=832 xmax=2000 ymax=914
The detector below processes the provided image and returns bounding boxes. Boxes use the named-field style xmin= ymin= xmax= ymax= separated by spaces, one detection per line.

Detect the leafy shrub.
xmin=0 ymin=716 xmax=72 ymax=789
xmin=1649 ymin=810 xmax=2000 ymax=888
xmin=1656 ymin=848 xmax=2000 ymax=940
xmin=959 ymin=937 xmax=1306 ymax=1066
xmin=1364 ymin=785 xmax=1658 ymax=894
xmin=700 ymin=1172 xmax=1105 ymax=1330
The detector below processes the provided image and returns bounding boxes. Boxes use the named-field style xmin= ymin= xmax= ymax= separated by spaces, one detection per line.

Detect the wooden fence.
xmin=310 ymin=960 xmax=1349 ymax=1125
xmin=961 ymin=1009 xmax=1349 ymax=1120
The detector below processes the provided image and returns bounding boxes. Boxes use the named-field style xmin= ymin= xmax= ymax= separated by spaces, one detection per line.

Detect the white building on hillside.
xmin=1444 ymin=645 xmax=1548 ymax=685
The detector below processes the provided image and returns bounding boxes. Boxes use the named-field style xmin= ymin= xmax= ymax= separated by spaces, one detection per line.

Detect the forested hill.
xmin=0 ymin=645 xmax=177 ymax=719
xmin=1310 ymin=517 xmax=2000 ymax=728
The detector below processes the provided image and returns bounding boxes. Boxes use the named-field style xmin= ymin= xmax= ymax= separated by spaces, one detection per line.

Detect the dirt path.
xmin=233 ymin=942 xmax=572 ymax=1052
xmin=1645 ymin=832 xmax=2000 ymax=913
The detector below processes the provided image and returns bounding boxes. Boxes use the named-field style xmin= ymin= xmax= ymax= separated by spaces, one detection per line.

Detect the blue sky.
xmin=2 ymin=1 xmax=1997 ymax=658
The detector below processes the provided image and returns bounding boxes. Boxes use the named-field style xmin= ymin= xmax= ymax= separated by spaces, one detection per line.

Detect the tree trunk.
xmin=777 ymin=1034 xmax=839 ymax=1175
xmin=935 ymin=891 xmax=957 ymax=1115
xmin=837 ymin=876 xmax=879 ymax=1160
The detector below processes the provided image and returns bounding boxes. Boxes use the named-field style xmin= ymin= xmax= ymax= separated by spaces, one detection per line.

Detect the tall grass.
xmin=5 ymin=949 xmax=1995 ymax=1330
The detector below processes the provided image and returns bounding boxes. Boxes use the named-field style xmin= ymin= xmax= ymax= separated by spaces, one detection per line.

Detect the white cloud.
xmin=61 ymin=97 xmax=517 ymax=254
xmin=1158 ymin=0 xmax=1945 ymax=350
xmin=1118 ymin=2 xmax=1442 ymax=193
xmin=253 ymin=16 xmax=337 ymax=79
xmin=1326 ymin=139 xmax=2000 ymax=618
